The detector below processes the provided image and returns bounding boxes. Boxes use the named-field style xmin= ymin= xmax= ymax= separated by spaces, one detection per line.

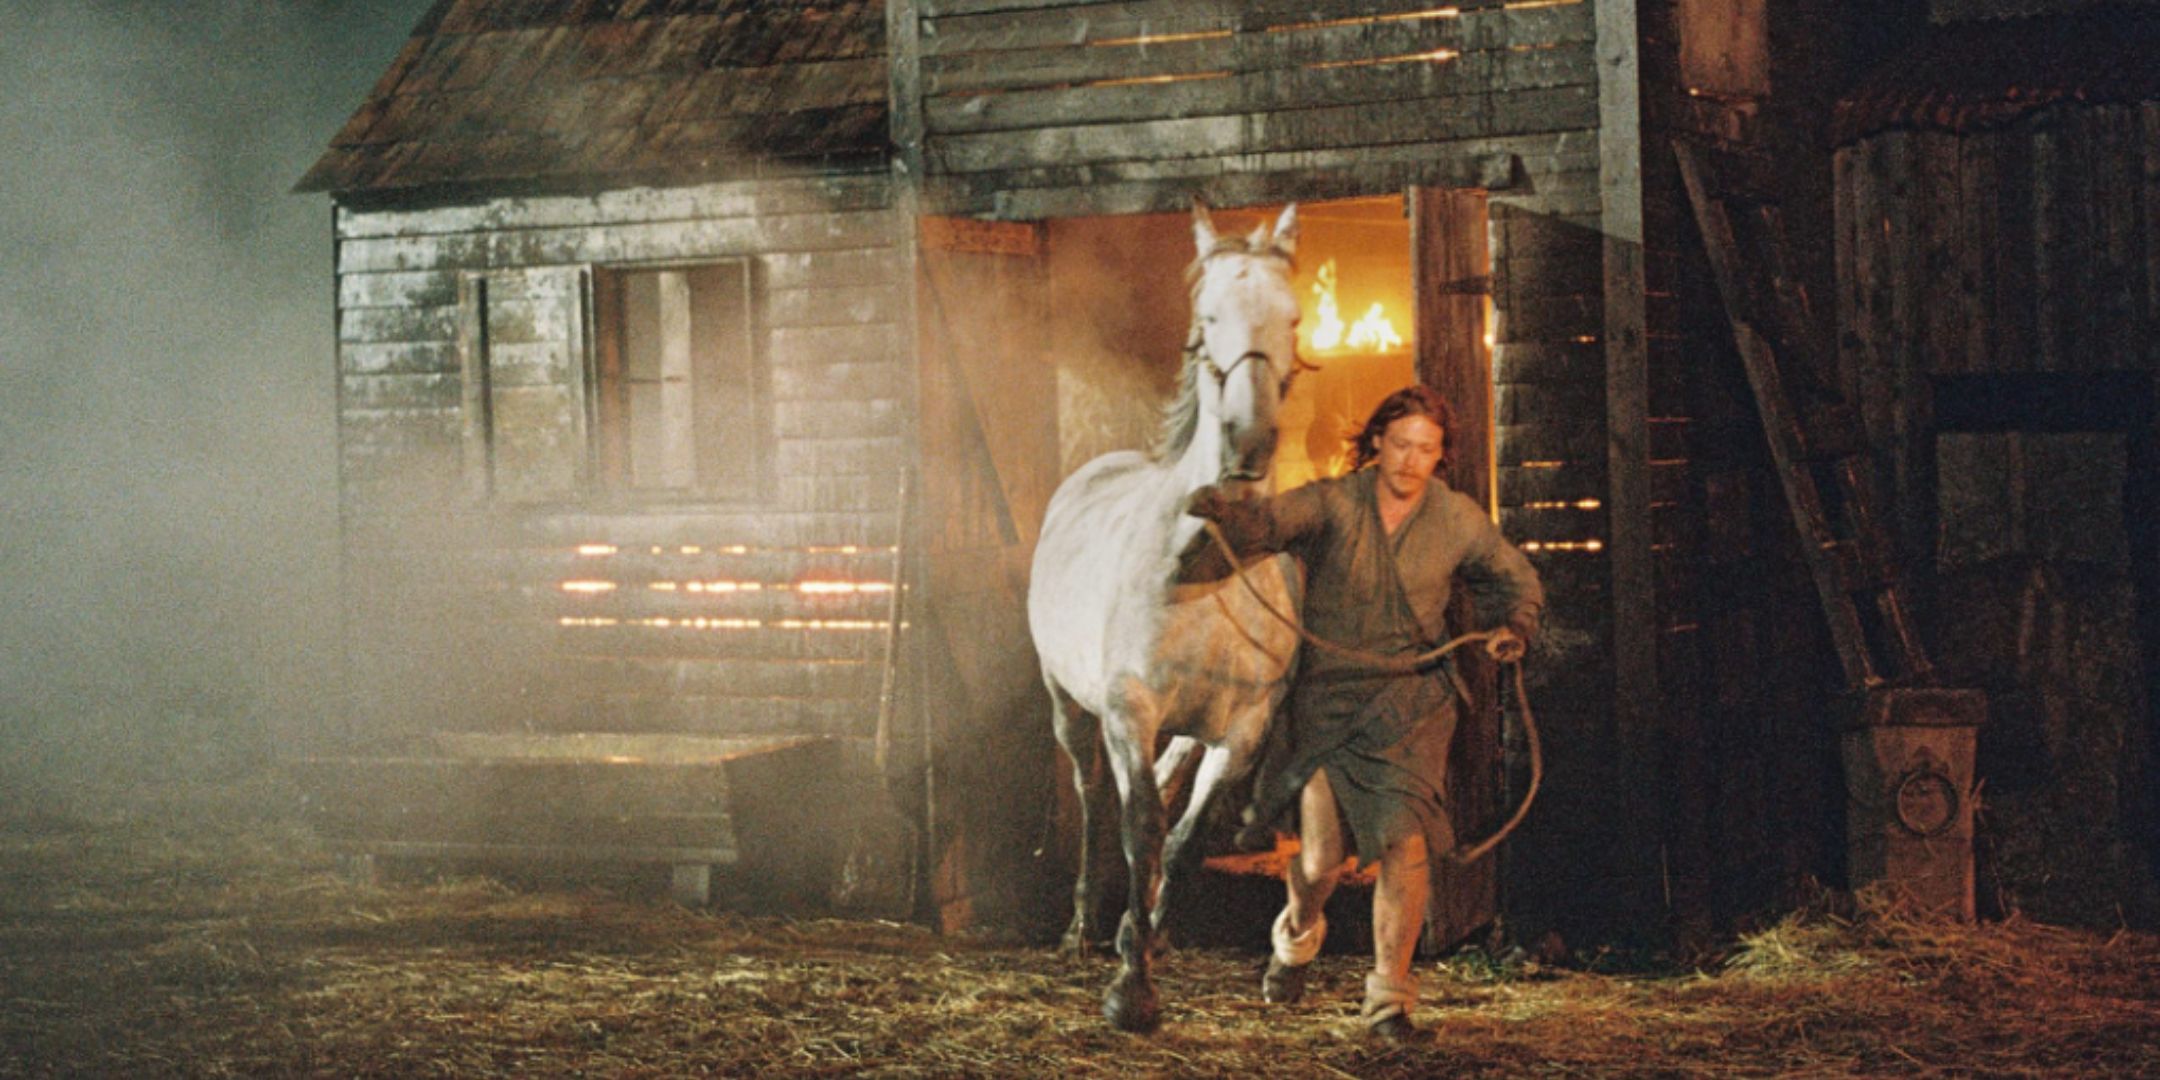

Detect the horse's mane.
xmin=1150 ymin=233 xmax=1294 ymax=462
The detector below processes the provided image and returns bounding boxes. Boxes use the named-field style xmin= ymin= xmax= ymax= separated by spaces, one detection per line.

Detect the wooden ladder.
xmin=1674 ymin=140 xmax=1932 ymax=692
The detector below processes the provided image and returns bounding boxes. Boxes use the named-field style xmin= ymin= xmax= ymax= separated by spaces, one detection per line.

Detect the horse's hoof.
xmin=1262 ymin=957 xmax=1309 ymax=1005
xmin=1234 ymin=820 xmax=1278 ymax=853
xmin=1059 ymin=929 xmax=1094 ymax=958
xmin=1146 ymin=929 xmax=1175 ymax=962
xmin=1103 ymin=975 xmax=1162 ymax=1033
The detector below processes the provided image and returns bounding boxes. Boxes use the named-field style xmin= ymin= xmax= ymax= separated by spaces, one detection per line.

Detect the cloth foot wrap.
xmin=1361 ymin=971 xmax=1418 ymax=1027
xmin=1270 ymin=907 xmax=1326 ymax=967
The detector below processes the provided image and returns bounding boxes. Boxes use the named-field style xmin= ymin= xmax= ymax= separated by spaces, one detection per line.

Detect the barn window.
xmin=592 ymin=261 xmax=766 ymax=501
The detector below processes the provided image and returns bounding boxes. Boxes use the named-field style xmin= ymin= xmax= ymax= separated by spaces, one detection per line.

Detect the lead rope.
xmin=1200 ymin=520 xmax=1543 ymax=865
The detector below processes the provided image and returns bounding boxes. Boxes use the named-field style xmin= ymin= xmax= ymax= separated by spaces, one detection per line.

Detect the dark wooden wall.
xmin=1837 ymin=107 xmax=2160 ymax=925
xmin=1627 ymin=0 xmax=1914 ymax=940
xmin=332 ymin=174 xmax=912 ymax=763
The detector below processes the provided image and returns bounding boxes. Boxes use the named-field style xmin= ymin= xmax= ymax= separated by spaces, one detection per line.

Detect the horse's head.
xmin=1188 ymin=201 xmax=1307 ymax=485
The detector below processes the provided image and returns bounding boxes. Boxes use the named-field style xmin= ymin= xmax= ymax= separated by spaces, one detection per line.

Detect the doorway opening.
xmin=1043 ymin=196 xmax=1433 ymax=498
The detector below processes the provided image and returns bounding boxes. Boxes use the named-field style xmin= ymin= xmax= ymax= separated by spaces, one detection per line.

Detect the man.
xmin=1184 ymin=384 xmax=1543 ymax=1043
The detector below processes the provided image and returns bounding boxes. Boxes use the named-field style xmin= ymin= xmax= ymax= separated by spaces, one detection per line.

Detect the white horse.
xmin=1028 ymin=202 xmax=1306 ymax=1032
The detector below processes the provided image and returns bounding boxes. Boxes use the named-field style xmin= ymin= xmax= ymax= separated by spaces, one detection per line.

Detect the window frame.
xmin=587 ymin=257 xmax=772 ymax=507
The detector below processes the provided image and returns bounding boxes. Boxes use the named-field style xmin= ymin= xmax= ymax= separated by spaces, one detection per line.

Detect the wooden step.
xmin=287 ymin=734 xmax=849 ymax=905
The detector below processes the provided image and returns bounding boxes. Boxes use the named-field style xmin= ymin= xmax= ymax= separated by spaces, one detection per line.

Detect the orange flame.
xmin=1306 ymin=259 xmax=1405 ymax=355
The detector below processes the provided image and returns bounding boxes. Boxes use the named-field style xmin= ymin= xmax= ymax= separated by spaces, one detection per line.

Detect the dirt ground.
xmin=4 ymin=775 xmax=2159 ymax=1079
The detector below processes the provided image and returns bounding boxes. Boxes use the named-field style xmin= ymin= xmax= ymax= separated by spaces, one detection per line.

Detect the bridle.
xmin=1199 ymin=348 xmax=1320 ymax=400
xmin=1205 ymin=348 xmax=1317 ymax=482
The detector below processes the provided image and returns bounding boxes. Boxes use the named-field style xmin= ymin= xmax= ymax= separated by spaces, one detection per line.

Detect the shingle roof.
xmin=1832 ymin=4 xmax=2160 ymax=145
xmin=296 ymin=0 xmax=888 ymax=196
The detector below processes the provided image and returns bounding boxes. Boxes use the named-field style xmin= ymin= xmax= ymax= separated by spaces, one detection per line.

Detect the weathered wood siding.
xmin=914 ymin=0 xmax=1598 ymax=219
xmin=333 ymin=174 xmax=910 ymax=752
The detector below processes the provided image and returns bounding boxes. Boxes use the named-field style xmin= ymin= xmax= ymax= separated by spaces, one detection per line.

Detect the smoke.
xmin=0 ymin=2 xmax=424 ymax=792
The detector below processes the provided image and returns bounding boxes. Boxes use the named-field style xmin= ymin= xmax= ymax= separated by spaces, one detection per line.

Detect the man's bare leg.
xmin=1265 ymin=770 xmax=1344 ymax=1003
xmin=1287 ymin=769 xmax=1345 ymax=930
xmin=1364 ymin=829 xmax=1430 ymax=1039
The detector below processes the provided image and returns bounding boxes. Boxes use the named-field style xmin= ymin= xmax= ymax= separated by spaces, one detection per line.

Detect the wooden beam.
xmin=980 ymin=154 xmax=1514 ymax=221
xmin=1595 ymin=0 xmax=1665 ymax=925
xmin=1412 ymin=185 xmax=1500 ymax=952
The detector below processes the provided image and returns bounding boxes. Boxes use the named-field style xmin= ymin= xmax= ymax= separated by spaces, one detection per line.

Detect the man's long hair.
xmin=1348 ymin=384 xmax=1454 ymax=475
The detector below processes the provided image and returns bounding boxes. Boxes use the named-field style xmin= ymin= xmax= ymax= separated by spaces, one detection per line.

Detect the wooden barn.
xmin=292 ymin=0 xmax=2159 ymax=951
xmin=1827 ymin=0 xmax=2160 ymax=926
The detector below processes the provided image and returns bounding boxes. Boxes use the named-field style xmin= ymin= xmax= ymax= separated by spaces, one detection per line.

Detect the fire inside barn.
xmin=287 ymin=0 xmax=2158 ymax=965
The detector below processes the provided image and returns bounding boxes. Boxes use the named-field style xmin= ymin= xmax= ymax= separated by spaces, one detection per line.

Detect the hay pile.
xmin=3 ymin=777 xmax=2157 ymax=1078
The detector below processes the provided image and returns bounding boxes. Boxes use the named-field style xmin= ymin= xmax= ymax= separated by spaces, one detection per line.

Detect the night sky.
xmin=1 ymin=3 xmax=431 ymax=789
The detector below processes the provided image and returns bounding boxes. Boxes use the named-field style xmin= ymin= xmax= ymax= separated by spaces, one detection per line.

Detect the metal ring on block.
xmin=1893 ymin=767 xmax=1960 ymax=838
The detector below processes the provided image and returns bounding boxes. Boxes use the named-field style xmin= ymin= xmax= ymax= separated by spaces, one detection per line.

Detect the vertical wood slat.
xmin=658 ymin=271 xmax=697 ymax=488
xmin=1417 ymin=189 xmax=1496 ymax=510
xmin=886 ymin=0 xmax=937 ymax=927
xmin=1994 ymin=128 xmax=2038 ymax=372
xmin=591 ymin=270 xmax=630 ymax=490
xmin=1918 ymin=133 xmax=1965 ymax=377
xmin=2091 ymin=108 xmax=2144 ymax=370
xmin=688 ymin=261 xmax=763 ymax=502
xmin=2031 ymin=117 xmax=2071 ymax=373
xmin=1411 ymin=186 xmax=1498 ymax=951
xmin=1877 ymin=132 xmax=1926 ymax=573
xmin=1596 ymin=0 xmax=1661 ymax=926
xmin=1843 ymin=139 xmax=1895 ymax=469
xmin=1956 ymin=133 xmax=2000 ymax=374
xmin=2145 ymin=104 xmax=2160 ymax=352
xmin=457 ymin=273 xmax=492 ymax=500
xmin=1833 ymin=144 xmax=1867 ymax=402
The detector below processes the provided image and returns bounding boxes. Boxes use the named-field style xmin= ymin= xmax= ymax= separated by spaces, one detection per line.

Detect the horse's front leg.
xmin=1048 ymin=681 xmax=1109 ymax=956
xmin=1100 ymin=701 xmax=1167 ymax=1033
xmin=1155 ymin=716 xmax=1265 ymax=951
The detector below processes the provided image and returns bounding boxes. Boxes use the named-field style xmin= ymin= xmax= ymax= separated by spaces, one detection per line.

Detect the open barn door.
xmin=916 ymin=216 xmax=1062 ymax=932
xmin=1411 ymin=187 xmax=1501 ymax=952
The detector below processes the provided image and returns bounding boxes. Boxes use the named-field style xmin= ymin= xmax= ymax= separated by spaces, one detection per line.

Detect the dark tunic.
xmin=1195 ymin=468 xmax=1544 ymax=863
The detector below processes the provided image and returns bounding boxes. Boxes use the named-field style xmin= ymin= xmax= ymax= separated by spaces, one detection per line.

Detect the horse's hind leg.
xmin=1048 ymin=679 xmax=1110 ymax=956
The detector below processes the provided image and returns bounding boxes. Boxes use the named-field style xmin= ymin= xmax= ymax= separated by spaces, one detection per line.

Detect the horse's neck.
xmin=1164 ymin=381 xmax=1235 ymax=557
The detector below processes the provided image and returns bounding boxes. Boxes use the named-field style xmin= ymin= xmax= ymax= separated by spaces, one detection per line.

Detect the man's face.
xmin=1377 ymin=413 xmax=1444 ymax=502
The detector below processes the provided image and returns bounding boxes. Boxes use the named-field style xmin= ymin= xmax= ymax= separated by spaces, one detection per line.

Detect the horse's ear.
xmin=1269 ymin=203 xmax=1299 ymax=258
xmin=1191 ymin=198 xmax=1219 ymax=255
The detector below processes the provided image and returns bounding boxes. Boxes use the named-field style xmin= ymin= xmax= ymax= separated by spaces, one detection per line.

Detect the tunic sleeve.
xmin=1175 ymin=482 xmax=1332 ymax=582
xmin=1457 ymin=511 xmax=1546 ymax=645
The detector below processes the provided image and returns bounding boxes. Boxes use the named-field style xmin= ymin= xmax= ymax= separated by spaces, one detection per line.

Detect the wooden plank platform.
xmin=289 ymin=733 xmax=844 ymax=906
